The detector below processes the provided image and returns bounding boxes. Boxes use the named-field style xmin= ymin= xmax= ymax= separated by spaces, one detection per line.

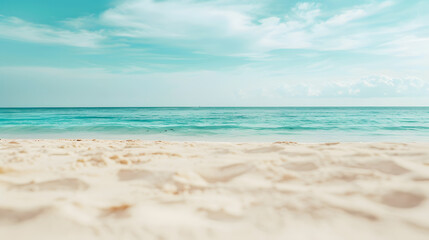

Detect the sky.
xmin=0 ymin=0 xmax=428 ymax=107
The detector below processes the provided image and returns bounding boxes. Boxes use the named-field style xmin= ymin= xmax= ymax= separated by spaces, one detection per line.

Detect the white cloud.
xmin=321 ymin=1 xmax=393 ymax=27
xmin=0 ymin=0 xmax=427 ymax=57
xmin=291 ymin=2 xmax=321 ymax=23
xmin=324 ymin=9 xmax=367 ymax=26
xmin=99 ymin=0 xmax=257 ymax=54
xmin=235 ymin=74 xmax=429 ymax=100
xmin=96 ymin=0 xmax=402 ymax=55
xmin=0 ymin=16 xmax=104 ymax=48
xmin=101 ymin=0 xmax=252 ymax=39
xmin=62 ymin=15 xmax=97 ymax=29
xmin=377 ymin=36 xmax=429 ymax=57
xmin=279 ymin=75 xmax=429 ymax=98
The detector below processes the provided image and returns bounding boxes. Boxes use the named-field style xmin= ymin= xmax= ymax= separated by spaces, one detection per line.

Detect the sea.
xmin=0 ymin=107 xmax=428 ymax=142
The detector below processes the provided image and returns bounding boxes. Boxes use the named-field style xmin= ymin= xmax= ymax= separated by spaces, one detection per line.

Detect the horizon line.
xmin=1 ymin=106 xmax=429 ymax=109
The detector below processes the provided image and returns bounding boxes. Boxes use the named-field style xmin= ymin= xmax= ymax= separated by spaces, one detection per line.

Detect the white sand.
xmin=0 ymin=139 xmax=428 ymax=240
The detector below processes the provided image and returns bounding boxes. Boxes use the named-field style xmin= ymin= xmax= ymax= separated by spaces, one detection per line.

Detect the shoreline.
xmin=1 ymin=139 xmax=429 ymax=239
xmin=2 ymin=138 xmax=429 ymax=143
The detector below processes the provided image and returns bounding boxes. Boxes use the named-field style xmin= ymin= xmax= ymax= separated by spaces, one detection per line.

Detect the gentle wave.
xmin=1 ymin=107 xmax=428 ymax=141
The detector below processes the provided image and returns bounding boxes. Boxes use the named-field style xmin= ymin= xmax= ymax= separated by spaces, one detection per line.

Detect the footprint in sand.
xmin=381 ymin=191 xmax=426 ymax=208
xmin=12 ymin=178 xmax=89 ymax=191
xmin=283 ymin=162 xmax=318 ymax=171
xmin=198 ymin=163 xmax=253 ymax=183
xmin=200 ymin=207 xmax=243 ymax=221
xmin=0 ymin=207 xmax=46 ymax=223
xmin=245 ymin=145 xmax=284 ymax=153
xmin=117 ymin=169 xmax=172 ymax=187
xmin=0 ymin=167 xmax=15 ymax=174
xmin=352 ymin=161 xmax=409 ymax=175
xmin=100 ymin=204 xmax=132 ymax=218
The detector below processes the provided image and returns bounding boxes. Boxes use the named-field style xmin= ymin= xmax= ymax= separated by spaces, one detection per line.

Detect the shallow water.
xmin=0 ymin=107 xmax=428 ymax=142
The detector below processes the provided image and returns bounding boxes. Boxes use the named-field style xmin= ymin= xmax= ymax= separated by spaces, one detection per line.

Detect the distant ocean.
xmin=0 ymin=107 xmax=428 ymax=142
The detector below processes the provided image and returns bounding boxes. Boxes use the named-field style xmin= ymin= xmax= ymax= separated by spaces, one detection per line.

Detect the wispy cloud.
xmin=0 ymin=16 xmax=105 ymax=48
xmin=1 ymin=0 xmax=427 ymax=57
xmin=377 ymin=36 xmax=429 ymax=57
xmin=97 ymin=0 xmax=401 ymax=55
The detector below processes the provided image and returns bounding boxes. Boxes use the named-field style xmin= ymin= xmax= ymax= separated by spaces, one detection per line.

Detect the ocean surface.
xmin=0 ymin=107 xmax=428 ymax=142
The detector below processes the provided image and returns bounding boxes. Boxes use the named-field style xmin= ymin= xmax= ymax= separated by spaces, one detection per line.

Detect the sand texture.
xmin=1 ymin=139 xmax=429 ymax=240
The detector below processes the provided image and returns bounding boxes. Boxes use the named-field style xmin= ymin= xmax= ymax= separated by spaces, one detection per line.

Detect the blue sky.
xmin=0 ymin=0 xmax=428 ymax=106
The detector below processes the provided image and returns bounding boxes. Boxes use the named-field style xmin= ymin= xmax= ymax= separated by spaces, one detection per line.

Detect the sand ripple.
xmin=1 ymin=139 xmax=429 ymax=240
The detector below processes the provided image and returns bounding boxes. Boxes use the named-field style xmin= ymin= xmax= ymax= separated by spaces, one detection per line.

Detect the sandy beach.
xmin=1 ymin=139 xmax=428 ymax=240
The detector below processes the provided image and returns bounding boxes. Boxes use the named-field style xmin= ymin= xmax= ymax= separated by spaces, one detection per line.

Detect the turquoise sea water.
xmin=0 ymin=107 xmax=428 ymax=142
